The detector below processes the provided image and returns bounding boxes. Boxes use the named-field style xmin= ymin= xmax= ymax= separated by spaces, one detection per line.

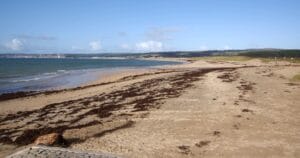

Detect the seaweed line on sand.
xmin=0 ymin=67 xmax=235 ymax=146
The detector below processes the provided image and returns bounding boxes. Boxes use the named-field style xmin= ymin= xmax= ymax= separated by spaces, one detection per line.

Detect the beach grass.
xmin=291 ymin=74 xmax=300 ymax=82
xmin=192 ymin=56 xmax=300 ymax=63
xmin=259 ymin=57 xmax=300 ymax=63
xmin=191 ymin=56 xmax=253 ymax=62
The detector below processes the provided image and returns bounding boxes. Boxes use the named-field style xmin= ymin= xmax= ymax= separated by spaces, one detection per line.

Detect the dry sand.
xmin=0 ymin=58 xmax=299 ymax=158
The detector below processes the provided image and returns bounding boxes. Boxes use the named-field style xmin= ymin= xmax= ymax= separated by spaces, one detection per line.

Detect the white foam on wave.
xmin=10 ymin=70 xmax=70 ymax=83
xmin=12 ymin=77 xmax=41 ymax=83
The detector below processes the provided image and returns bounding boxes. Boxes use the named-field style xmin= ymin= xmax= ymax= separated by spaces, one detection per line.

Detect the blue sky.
xmin=0 ymin=0 xmax=299 ymax=53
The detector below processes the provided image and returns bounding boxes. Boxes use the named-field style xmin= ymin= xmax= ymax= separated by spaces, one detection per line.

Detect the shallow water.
xmin=0 ymin=58 xmax=179 ymax=93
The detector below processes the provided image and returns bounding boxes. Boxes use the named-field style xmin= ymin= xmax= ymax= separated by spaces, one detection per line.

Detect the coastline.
xmin=0 ymin=66 xmax=178 ymax=102
xmin=0 ymin=58 xmax=181 ymax=95
xmin=1 ymin=58 xmax=300 ymax=157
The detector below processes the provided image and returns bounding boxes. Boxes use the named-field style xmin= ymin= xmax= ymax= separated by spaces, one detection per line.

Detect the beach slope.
xmin=0 ymin=58 xmax=300 ymax=158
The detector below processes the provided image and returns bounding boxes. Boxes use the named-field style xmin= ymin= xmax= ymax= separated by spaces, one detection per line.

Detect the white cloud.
xmin=89 ymin=41 xmax=101 ymax=51
xmin=200 ymin=45 xmax=208 ymax=51
xmin=5 ymin=38 xmax=23 ymax=51
xmin=224 ymin=45 xmax=231 ymax=50
xmin=135 ymin=40 xmax=163 ymax=52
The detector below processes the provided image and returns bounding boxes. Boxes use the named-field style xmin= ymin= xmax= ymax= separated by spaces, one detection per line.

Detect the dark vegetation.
xmin=1 ymin=49 xmax=299 ymax=59
xmin=65 ymin=49 xmax=300 ymax=58
xmin=239 ymin=49 xmax=300 ymax=58
xmin=64 ymin=49 xmax=300 ymax=58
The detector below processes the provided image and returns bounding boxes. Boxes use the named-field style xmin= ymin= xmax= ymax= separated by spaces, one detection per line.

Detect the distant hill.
xmin=237 ymin=49 xmax=300 ymax=58
xmin=141 ymin=49 xmax=300 ymax=58
xmin=1 ymin=49 xmax=299 ymax=58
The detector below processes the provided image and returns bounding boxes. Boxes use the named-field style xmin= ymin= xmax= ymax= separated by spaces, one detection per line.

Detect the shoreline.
xmin=0 ymin=57 xmax=184 ymax=101
xmin=0 ymin=68 xmax=151 ymax=101
xmin=0 ymin=66 xmax=179 ymax=102
xmin=0 ymin=58 xmax=182 ymax=95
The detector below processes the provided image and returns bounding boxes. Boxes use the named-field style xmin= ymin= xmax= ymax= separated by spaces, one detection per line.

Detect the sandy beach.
xmin=0 ymin=58 xmax=299 ymax=158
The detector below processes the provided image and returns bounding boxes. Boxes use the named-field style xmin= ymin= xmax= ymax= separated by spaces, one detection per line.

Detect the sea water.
xmin=0 ymin=58 xmax=179 ymax=93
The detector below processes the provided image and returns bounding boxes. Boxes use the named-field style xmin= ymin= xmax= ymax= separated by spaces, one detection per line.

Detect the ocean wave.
xmin=10 ymin=70 xmax=67 ymax=83
xmin=43 ymin=72 xmax=58 ymax=75
xmin=12 ymin=77 xmax=41 ymax=83
xmin=57 ymin=70 xmax=66 ymax=72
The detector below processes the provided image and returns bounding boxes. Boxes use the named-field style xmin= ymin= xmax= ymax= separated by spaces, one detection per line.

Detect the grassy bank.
xmin=191 ymin=56 xmax=252 ymax=62
xmin=292 ymin=74 xmax=300 ymax=82
xmin=191 ymin=55 xmax=300 ymax=63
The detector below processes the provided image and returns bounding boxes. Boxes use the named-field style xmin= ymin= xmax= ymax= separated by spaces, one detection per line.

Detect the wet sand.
xmin=0 ymin=58 xmax=300 ymax=157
